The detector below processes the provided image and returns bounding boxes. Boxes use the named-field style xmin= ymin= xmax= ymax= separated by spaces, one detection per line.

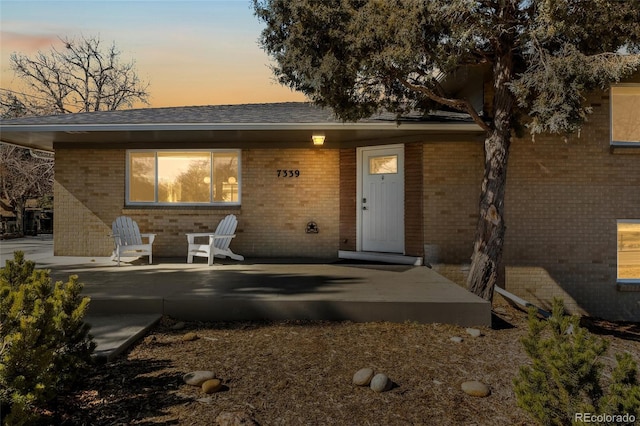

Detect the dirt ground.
xmin=54 ymin=296 xmax=640 ymax=426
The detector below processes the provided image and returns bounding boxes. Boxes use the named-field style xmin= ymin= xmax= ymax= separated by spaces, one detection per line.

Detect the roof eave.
xmin=0 ymin=121 xmax=485 ymax=153
xmin=0 ymin=121 xmax=481 ymax=133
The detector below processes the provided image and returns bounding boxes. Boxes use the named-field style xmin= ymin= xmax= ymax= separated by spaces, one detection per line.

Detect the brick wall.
xmin=405 ymin=143 xmax=425 ymax=257
xmin=339 ymin=148 xmax=357 ymax=251
xmin=54 ymin=149 xmax=125 ymax=256
xmin=503 ymin=88 xmax=640 ymax=319
xmin=239 ymin=149 xmax=339 ymax=258
xmin=54 ymin=148 xmax=340 ymax=259
xmin=423 ymin=141 xmax=483 ymax=264
xmin=421 ymin=88 xmax=640 ymax=321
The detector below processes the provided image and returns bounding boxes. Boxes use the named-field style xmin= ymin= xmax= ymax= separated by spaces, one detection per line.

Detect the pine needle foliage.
xmin=0 ymin=251 xmax=95 ymax=425
xmin=514 ymin=299 xmax=640 ymax=425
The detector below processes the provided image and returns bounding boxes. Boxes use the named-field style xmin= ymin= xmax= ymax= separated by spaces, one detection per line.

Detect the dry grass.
xmin=56 ymin=297 xmax=640 ymax=426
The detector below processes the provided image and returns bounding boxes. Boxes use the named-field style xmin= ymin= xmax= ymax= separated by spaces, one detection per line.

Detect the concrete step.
xmin=85 ymin=314 xmax=162 ymax=363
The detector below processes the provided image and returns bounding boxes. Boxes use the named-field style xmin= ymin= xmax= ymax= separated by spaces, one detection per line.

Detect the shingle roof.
xmin=0 ymin=102 xmax=469 ymax=126
xmin=0 ymin=102 xmax=482 ymax=153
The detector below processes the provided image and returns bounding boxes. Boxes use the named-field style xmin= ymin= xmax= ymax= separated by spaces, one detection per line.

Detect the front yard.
xmin=54 ymin=297 xmax=640 ymax=425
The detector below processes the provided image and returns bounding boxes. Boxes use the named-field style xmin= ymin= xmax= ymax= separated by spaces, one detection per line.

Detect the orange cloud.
xmin=0 ymin=31 xmax=60 ymax=53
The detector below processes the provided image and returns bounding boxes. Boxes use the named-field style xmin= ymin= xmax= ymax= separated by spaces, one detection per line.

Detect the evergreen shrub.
xmin=514 ymin=298 xmax=640 ymax=425
xmin=0 ymin=251 xmax=95 ymax=425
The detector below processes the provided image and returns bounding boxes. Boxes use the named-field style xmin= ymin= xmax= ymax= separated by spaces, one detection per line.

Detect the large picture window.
xmin=611 ymin=85 xmax=640 ymax=144
xmin=127 ymin=150 xmax=240 ymax=205
xmin=617 ymin=220 xmax=640 ymax=282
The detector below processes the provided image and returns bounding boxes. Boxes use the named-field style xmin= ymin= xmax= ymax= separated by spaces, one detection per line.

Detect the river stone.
xmin=183 ymin=370 xmax=216 ymax=386
xmin=450 ymin=336 xmax=463 ymax=343
xmin=465 ymin=328 xmax=482 ymax=338
xmin=461 ymin=380 xmax=490 ymax=397
xmin=353 ymin=368 xmax=375 ymax=386
xmin=370 ymin=373 xmax=392 ymax=393
xmin=172 ymin=321 xmax=186 ymax=330
xmin=182 ymin=332 xmax=199 ymax=341
xmin=202 ymin=378 xmax=223 ymax=394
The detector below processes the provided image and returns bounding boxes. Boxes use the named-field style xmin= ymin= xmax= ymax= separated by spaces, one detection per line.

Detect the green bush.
xmin=514 ymin=298 xmax=640 ymax=425
xmin=0 ymin=251 xmax=95 ymax=425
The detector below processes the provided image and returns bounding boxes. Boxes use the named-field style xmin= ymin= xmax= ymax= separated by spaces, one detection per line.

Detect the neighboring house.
xmin=0 ymin=198 xmax=51 ymax=236
xmin=24 ymin=200 xmax=53 ymax=235
xmin=0 ymin=201 xmax=18 ymax=235
xmin=1 ymin=75 xmax=639 ymax=321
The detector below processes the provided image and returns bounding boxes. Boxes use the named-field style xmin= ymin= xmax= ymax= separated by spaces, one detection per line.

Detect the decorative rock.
xmin=182 ymin=332 xmax=198 ymax=341
xmin=450 ymin=336 xmax=463 ymax=343
xmin=465 ymin=328 xmax=482 ymax=338
xmin=353 ymin=368 xmax=375 ymax=386
xmin=172 ymin=321 xmax=186 ymax=330
xmin=202 ymin=378 xmax=223 ymax=394
xmin=370 ymin=373 xmax=392 ymax=393
xmin=461 ymin=380 xmax=491 ymax=397
xmin=216 ymin=410 xmax=259 ymax=426
xmin=183 ymin=370 xmax=216 ymax=386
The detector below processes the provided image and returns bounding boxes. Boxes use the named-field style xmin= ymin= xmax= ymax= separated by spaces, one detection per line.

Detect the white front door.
xmin=360 ymin=145 xmax=404 ymax=253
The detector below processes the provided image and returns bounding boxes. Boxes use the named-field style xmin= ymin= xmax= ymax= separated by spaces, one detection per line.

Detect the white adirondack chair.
xmin=186 ymin=214 xmax=244 ymax=265
xmin=111 ymin=216 xmax=156 ymax=266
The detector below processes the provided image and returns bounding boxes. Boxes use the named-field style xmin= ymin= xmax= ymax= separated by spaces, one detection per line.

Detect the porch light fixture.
xmin=312 ymin=133 xmax=325 ymax=146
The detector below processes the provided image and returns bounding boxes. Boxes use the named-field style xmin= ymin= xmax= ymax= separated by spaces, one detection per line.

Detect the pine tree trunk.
xmin=466 ymin=129 xmax=510 ymax=301
xmin=466 ymin=46 xmax=514 ymax=301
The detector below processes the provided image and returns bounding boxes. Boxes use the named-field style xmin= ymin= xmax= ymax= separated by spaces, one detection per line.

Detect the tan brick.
xmin=425 ymin=88 xmax=640 ymax=320
xmin=55 ymin=148 xmax=340 ymax=258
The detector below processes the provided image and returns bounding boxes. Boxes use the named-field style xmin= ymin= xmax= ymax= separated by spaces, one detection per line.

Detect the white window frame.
xmin=617 ymin=219 xmax=640 ymax=285
xmin=610 ymin=83 xmax=640 ymax=146
xmin=126 ymin=149 xmax=241 ymax=206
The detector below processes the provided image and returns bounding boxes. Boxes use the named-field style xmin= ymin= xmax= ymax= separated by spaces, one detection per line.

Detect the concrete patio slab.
xmin=38 ymin=259 xmax=490 ymax=326
xmin=2 ymin=237 xmax=492 ymax=359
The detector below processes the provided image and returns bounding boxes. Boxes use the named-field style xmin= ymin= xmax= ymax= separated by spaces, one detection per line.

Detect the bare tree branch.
xmin=0 ymin=144 xmax=54 ymax=233
xmin=3 ymin=34 xmax=149 ymax=117
xmin=0 ymin=35 xmax=151 ymax=233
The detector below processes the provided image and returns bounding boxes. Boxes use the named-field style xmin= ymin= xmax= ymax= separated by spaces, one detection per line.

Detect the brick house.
xmin=1 ymin=78 xmax=639 ymax=321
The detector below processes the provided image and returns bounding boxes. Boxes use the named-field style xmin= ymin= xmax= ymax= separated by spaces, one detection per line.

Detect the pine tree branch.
xmin=398 ymin=77 xmax=491 ymax=132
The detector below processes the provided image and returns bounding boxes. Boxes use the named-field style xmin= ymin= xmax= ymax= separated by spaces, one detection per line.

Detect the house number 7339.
xmin=277 ymin=169 xmax=300 ymax=177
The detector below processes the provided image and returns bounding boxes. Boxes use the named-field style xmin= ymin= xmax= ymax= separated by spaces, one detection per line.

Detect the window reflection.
xmin=369 ymin=155 xmax=398 ymax=174
xmin=618 ymin=221 xmax=640 ymax=280
xmin=129 ymin=152 xmax=155 ymax=202
xmin=611 ymin=85 xmax=640 ymax=143
xmin=158 ymin=152 xmax=211 ymax=203
xmin=127 ymin=150 xmax=240 ymax=205
xmin=213 ymin=153 xmax=239 ymax=202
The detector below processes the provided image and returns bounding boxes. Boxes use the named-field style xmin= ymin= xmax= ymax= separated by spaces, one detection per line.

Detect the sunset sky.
xmin=0 ymin=0 xmax=306 ymax=108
